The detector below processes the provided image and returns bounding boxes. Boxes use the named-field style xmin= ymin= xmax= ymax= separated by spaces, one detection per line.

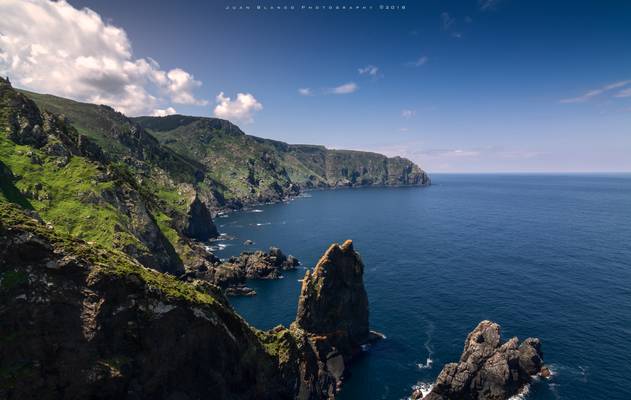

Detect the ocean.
xmin=212 ymin=174 xmax=631 ymax=400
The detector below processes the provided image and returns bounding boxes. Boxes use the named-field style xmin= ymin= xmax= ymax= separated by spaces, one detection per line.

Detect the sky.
xmin=1 ymin=0 xmax=630 ymax=172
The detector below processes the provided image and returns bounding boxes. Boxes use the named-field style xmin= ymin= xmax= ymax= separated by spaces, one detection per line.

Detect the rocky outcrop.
xmin=290 ymin=240 xmax=381 ymax=395
xmin=231 ymin=246 xmax=300 ymax=279
xmin=183 ymin=246 xmax=299 ymax=295
xmin=0 ymin=203 xmax=296 ymax=400
xmin=184 ymin=196 xmax=218 ymax=241
xmin=294 ymin=240 xmax=370 ymax=356
xmin=413 ymin=320 xmax=545 ymax=400
xmin=0 ymin=204 xmax=379 ymax=400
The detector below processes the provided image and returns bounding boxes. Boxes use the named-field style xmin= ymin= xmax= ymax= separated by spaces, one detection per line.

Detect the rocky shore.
xmin=413 ymin=320 xmax=547 ymax=400
xmin=0 ymin=202 xmax=380 ymax=400
xmin=182 ymin=246 xmax=299 ymax=296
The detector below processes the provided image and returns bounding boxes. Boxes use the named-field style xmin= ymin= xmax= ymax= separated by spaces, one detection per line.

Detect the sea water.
xmin=213 ymin=174 xmax=631 ymax=400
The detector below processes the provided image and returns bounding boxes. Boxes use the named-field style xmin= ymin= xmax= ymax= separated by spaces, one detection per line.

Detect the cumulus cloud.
xmin=298 ymin=88 xmax=312 ymax=96
xmin=0 ymin=0 xmax=207 ymax=116
xmin=152 ymin=107 xmax=177 ymax=117
xmin=328 ymin=82 xmax=358 ymax=95
xmin=213 ymin=92 xmax=263 ymax=123
xmin=560 ymin=80 xmax=631 ymax=103
xmin=358 ymin=65 xmax=379 ymax=77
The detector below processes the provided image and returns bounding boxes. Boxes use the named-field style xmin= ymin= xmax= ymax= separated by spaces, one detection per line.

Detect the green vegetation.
xmin=0 ymin=202 xmax=216 ymax=306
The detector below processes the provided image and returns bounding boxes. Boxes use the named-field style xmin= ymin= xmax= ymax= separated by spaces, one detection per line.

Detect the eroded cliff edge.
xmin=0 ymin=202 xmax=377 ymax=400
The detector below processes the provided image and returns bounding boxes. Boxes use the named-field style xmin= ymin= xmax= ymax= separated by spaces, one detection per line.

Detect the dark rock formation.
xmin=0 ymin=204 xmax=379 ymax=400
xmin=290 ymin=240 xmax=381 ymax=395
xmin=294 ymin=240 xmax=370 ymax=356
xmin=183 ymin=247 xmax=300 ymax=294
xmin=184 ymin=196 xmax=218 ymax=241
xmin=414 ymin=320 xmax=545 ymax=400
xmin=0 ymin=203 xmax=296 ymax=400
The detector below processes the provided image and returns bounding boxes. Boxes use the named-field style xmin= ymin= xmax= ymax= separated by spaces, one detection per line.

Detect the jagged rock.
xmin=415 ymin=321 xmax=545 ymax=400
xmin=0 ymin=203 xmax=309 ymax=400
xmin=185 ymin=247 xmax=300 ymax=294
xmin=185 ymin=196 xmax=219 ymax=241
xmin=294 ymin=240 xmax=370 ymax=357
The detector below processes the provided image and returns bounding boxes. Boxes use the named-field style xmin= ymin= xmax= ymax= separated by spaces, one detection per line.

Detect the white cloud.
xmin=401 ymin=109 xmax=416 ymax=119
xmin=406 ymin=56 xmax=428 ymax=67
xmin=164 ymin=68 xmax=207 ymax=105
xmin=328 ymin=82 xmax=358 ymax=95
xmin=298 ymin=88 xmax=312 ymax=96
xmin=213 ymin=92 xmax=263 ymax=123
xmin=152 ymin=107 xmax=177 ymax=117
xmin=560 ymin=80 xmax=631 ymax=103
xmin=358 ymin=65 xmax=379 ymax=77
xmin=0 ymin=0 xmax=207 ymax=116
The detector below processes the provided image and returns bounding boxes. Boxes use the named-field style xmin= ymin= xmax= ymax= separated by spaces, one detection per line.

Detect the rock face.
xmin=414 ymin=321 xmax=544 ymax=400
xmin=131 ymin=115 xmax=430 ymax=207
xmin=0 ymin=204 xmax=378 ymax=400
xmin=184 ymin=196 xmax=218 ymax=241
xmin=0 ymin=203 xmax=295 ymax=400
xmin=183 ymin=246 xmax=300 ymax=294
xmin=294 ymin=240 xmax=370 ymax=356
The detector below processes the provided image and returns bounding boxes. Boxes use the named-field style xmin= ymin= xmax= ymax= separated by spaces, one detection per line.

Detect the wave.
xmin=417 ymin=357 xmax=433 ymax=370
xmin=409 ymin=382 xmax=433 ymax=399
xmin=255 ymin=222 xmax=271 ymax=226
xmin=250 ymin=209 xmax=264 ymax=213
xmin=205 ymin=243 xmax=230 ymax=252
xmin=508 ymin=384 xmax=530 ymax=400
xmin=418 ymin=320 xmax=435 ymax=370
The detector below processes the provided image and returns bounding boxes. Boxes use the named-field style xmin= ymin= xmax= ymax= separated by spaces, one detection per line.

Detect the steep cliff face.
xmin=132 ymin=115 xmax=430 ymax=206
xmin=413 ymin=321 xmax=546 ymax=400
xmin=1 ymin=78 xmax=222 ymax=275
xmin=0 ymin=203 xmax=377 ymax=399
xmin=286 ymin=146 xmax=430 ymax=188
xmin=0 ymin=203 xmax=295 ymax=400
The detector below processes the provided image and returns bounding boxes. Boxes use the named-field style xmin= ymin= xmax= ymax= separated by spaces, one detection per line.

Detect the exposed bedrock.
xmin=413 ymin=320 xmax=546 ymax=400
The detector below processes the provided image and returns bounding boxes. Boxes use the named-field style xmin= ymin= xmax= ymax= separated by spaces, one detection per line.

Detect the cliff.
xmin=0 ymin=202 xmax=376 ymax=399
xmin=413 ymin=321 xmax=547 ymax=400
xmin=1 ymin=77 xmax=218 ymax=274
xmin=133 ymin=115 xmax=430 ymax=206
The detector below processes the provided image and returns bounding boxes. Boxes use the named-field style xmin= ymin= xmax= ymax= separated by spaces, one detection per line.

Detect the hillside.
xmin=134 ymin=115 xmax=430 ymax=206
xmin=2 ymin=77 xmax=429 ymax=276
xmin=0 ymin=201 xmax=379 ymax=399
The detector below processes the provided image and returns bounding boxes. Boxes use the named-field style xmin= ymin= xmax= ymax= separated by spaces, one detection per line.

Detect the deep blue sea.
xmin=212 ymin=174 xmax=631 ymax=400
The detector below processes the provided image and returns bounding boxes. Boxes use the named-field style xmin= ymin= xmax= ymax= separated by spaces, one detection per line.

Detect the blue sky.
xmin=1 ymin=0 xmax=630 ymax=172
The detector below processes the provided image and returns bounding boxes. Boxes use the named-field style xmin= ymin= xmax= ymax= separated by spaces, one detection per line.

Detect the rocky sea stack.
xmin=414 ymin=320 xmax=546 ymax=400
xmin=294 ymin=240 xmax=374 ymax=357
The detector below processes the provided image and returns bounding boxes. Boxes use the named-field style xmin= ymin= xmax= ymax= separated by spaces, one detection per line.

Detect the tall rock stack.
xmin=294 ymin=239 xmax=370 ymax=357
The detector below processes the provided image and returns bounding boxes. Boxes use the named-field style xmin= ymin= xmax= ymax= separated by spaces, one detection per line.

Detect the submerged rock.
xmin=414 ymin=320 xmax=545 ymax=400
